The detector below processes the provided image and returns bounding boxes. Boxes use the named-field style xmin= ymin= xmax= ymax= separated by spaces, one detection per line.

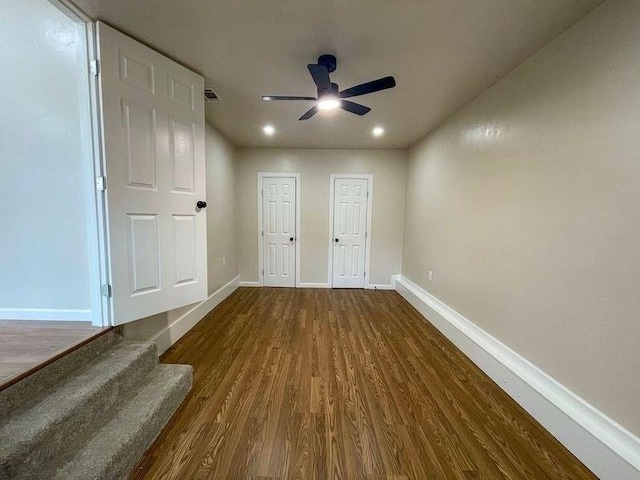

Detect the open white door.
xmin=331 ymin=177 xmax=370 ymax=288
xmin=97 ymin=22 xmax=207 ymax=325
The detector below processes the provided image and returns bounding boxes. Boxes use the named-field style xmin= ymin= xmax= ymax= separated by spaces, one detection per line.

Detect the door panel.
xmin=118 ymin=52 xmax=155 ymax=93
xmin=97 ymin=22 xmax=207 ymax=325
xmin=126 ymin=214 xmax=160 ymax=295
xmin=122 ymin=101 xmax=157 ymax=189
xmin=170 ymin=118 xmax=196 ymax=193
xmin=332 ymin=178 xmax=369 ymax=288
xmin=172 ymin=214 xmax=197 ymax=286
xmin=262 ymin=177 xmax=296 ymax=287
xmin=168 ymin=77 xmax=195 ymax=110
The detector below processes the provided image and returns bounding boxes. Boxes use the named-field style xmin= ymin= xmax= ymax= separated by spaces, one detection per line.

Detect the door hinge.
xmin=367 ymin=191 xmax=370 ymax=198
xmin=261 ymin=269 xmax=264 ymax=276
xmin=364 ymin=271 xmax=367 ymax=277
xmin=90 ymin=59 xmax=100 ymax=76
xmin=261 ymin=230 xmax=264 ymax=237
xmin=365 ymin=231 xmax=368 ymax=239
xmin=96 ymin=176 xmax=107 ymax=191
xmin=101 ymin=284 xmax=112 ymax=298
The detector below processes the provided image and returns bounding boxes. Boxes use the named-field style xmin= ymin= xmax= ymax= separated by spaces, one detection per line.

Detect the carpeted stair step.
xmin=0 ymin=330 xmax=121 ymax=417
xmin=0 ymin=340 xmax=158 ymax=480
xmin=53 ymin=364 xmax=192 ymax=480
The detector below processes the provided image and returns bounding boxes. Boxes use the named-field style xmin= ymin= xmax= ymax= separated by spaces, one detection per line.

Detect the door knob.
xmin=196 ymin=201 xmax=207 ymax=209
xmin=290 ymin=237 xmax=294 ymax=241
xmin=334 ymin=238 xmax=339 ymax=242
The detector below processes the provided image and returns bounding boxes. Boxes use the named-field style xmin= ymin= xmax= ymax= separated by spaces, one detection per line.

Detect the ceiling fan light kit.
xmin=262 ymin=54 xmax=396 ymax=121
xmin=317 ymin=94 xmax=340 ymax=110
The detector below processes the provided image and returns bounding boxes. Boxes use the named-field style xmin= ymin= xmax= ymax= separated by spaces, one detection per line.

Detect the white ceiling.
xmin=75 ymin=0 xmax=602 ymax=149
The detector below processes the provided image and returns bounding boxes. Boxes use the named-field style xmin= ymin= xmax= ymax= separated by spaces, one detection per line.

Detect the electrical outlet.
xmin=428 ymin=270 xmax=433 ymax=282
xmin=222 ymin=256 xmax=226 ymax=266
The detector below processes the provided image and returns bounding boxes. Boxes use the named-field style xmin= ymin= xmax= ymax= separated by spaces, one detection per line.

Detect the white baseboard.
xmin=0 ymin=308 xmax=92 ymax=322
xmin=367 ymin=284 xmax=394 ymax=290
xmin=394 ymin=275 xmax=640 ymax=480
xmin=150 ymin=276 xmax=239 ymax=355
xmin=298 ymin=282 xmax=330 ymax=288
xmin=238 ymin=281 xmax=332 ymax=289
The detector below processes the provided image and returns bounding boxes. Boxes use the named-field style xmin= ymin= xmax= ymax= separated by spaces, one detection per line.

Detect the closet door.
xmin=332 ymin=177 xmax=369 ymax=288
xmin=261 ymin=176 xmax=297 ymax=287
xmin=97 ymin=22 xmax=207 ymax=324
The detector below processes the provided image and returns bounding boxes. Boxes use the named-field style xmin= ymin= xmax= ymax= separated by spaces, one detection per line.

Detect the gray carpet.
xmin=0 ymin=332 xmax=192 ymax=480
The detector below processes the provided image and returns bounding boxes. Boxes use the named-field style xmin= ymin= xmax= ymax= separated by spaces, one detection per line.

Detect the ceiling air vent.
xmin=204 ymin=88 xmax=220 ymax=102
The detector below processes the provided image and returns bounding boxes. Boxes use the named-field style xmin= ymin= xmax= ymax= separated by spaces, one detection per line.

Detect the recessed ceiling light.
xmin=372 ymin=126 xmax=385 ymax=137
xmin=263 ymin=125 xmax=275 ymax=136
xmin=317 ymin=94 xmax=341 ymax=111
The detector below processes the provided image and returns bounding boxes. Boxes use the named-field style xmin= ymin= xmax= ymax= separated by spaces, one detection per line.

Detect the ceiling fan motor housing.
xmin=320 ymin=82 xmax=340 ymax=97
xmin=318 ymin=54 xmax=337 ymax=73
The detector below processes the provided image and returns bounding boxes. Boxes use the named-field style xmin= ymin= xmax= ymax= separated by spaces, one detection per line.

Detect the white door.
xmin=97 ymin=22 xmax=207 ymax=325
xmin=332 ymin=178 xmax=369 ymax=288
xmin=262 ymin=177 xmax=296 ymax=287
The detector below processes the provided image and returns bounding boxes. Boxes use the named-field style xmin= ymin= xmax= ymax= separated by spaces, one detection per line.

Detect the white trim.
xmin=50 ymin=0 xmax=93 ymax=22
xmin=239 ymin=281 xmax=262 ymax=287
xmin=88 ymin=20 xmax=112 ymax=328
xmin=394 ymin=275 xmax=640 ymax=480
xmin=46 ymin=1 xmax=110 ymax=328
xmin=149 ymin=276 xmax=239 ymax=355
xmin=297 ymin=282 xmax=330 ymax=289
xmin=257 ymin=173 xmax=301 ymax=288
xmin=92 ymin=22 xmax=115 ymax=328
xmin=367 ymin=284 xmax=395 ymax=290
xmin=328 ymin=174 xmax=374 ymax=289
xmin=0 ymin=308 xmax=92 ymax=322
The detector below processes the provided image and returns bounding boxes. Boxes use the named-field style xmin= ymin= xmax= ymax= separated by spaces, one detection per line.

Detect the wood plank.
xmin=130 ymin=288 xmax=597 ymax=480
xmin=0 ymin=321 xmax=108 ymax=389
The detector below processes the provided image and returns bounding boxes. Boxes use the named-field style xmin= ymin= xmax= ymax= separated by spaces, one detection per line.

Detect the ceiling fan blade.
xmin=339 ymin=76 xmax=396 ymax=98
xmin=299 ymin=105 xmax=319 ymax=121
xmin=340 ymin=100 xmax=371 ymax=116
xmin=307 ymin=64 xmax=331 ymax=92
xmin=262 ymin=95 xmax=316 ymax=101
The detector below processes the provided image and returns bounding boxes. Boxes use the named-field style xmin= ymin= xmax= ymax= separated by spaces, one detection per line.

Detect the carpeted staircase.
xmin=0 ymin=331 xmax=191 ymax=480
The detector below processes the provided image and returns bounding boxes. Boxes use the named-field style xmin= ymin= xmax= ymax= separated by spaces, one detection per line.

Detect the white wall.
xmin=0 ymin=0 xmax=92 ymax=315
xmin=402 ymin=0 xmax=640 ymax=437
xmin=236 ymin=148 xmax=407 ymax=287
xmin=123 ymin=123 xmax=238 ymax=343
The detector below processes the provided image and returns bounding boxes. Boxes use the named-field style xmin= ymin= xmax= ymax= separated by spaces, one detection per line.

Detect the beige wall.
xmin=403 ymin=0 xmax=640 ymax=436
xmin=205 ymin=125 xmax=238 ymax=293
xmin=236 ymin=149 xmax=407 ymax=286
xmin=123 ymin=123 xmax=238 ymax=342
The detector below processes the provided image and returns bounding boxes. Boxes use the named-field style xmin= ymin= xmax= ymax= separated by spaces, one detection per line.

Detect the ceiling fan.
xmin=262 ymin=54 xmax=396 ymax=121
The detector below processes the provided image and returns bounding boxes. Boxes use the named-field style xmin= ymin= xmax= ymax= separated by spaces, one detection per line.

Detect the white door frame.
xmin=52 ymin=1 xmax=112 ymax=327
xmin=328 ymin=174 xmax=373 ymax=289
xmin=257 ymin=173 xmax=301 ymax=287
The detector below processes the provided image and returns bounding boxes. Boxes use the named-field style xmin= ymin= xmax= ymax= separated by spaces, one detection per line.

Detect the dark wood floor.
xmin=130 ymin=288 xmax=596 ymax=480
xmin=0 ymin=320 xmax=105 ymax=387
